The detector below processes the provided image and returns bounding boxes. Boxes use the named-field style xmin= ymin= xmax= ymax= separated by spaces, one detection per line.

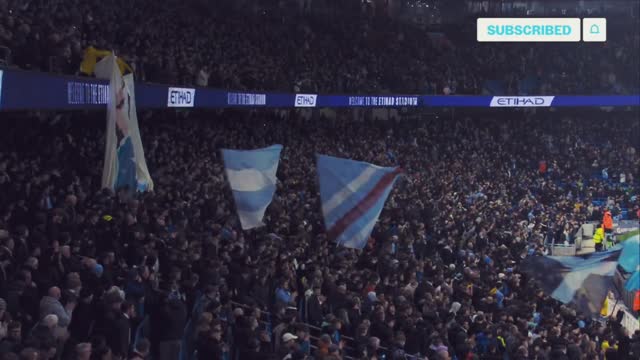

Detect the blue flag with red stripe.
xmin=317 ymin=154 xmax=401 ymax=249
xmin=521 ymin=249 xmax=622 ymax=315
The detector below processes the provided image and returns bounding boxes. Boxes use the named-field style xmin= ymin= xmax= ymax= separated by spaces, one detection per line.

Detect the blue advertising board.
xmin=0 ymin=68 xmax=638 ymax=110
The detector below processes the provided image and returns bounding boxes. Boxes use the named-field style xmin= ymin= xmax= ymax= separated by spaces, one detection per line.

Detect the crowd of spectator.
xmin=1 ymin=1 xmax=640 ymax=360
xmin=0 ymin=108 xmax=638 ymax=360
xmin=0 ymin=0 xmax=639 ymax=95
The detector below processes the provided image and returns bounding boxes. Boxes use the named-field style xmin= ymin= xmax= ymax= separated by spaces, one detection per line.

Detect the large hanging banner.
xmin=94 ymin=55 xmax=153 ymax=192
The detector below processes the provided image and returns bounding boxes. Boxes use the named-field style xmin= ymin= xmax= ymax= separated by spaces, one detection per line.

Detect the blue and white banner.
xmin=317 ymin=155 xmax=401 ymax=249
xmin=0 ymin=69 xmax=638 ymax=110
xmin=522 ymin=250 xmax=621 ymax=315
xmin=94 ymin=55 xmax=153 ymax=192
xmin=222 ymin=145 xmax=283 ymax=230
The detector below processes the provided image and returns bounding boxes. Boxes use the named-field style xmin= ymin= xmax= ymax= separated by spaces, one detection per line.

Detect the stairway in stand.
xmin=577 ymin=238 xmax=596 ymax=255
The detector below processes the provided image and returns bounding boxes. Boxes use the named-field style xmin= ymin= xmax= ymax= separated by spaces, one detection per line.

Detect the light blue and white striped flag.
xmin=317 ymin=154 xmax=401 ymax=249
xmin=222 ymin=145 xmax=282 ymax=230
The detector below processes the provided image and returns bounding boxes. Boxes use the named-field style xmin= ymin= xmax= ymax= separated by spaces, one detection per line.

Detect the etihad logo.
xmin=294 ymin=94 xmax=317 ymax=107
xmin=490 ymin=96 xmax=555 ymax=107
xmin=167 ymin=87 xmax=195 ymax=107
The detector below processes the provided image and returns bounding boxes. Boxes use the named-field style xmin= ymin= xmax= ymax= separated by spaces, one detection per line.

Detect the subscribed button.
xmin=477 ymin=18 xmax=581 ymax=42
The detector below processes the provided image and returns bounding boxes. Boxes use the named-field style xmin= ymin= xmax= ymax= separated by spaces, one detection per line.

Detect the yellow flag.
xmin=600 ymin=297 xmax=609 ymax=317
xmin=80 ymin=47 xmax=132 ymax=76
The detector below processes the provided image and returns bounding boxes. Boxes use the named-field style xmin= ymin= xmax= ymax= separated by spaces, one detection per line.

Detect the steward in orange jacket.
xmin=602 ymin=210 xmax=614 ymax=232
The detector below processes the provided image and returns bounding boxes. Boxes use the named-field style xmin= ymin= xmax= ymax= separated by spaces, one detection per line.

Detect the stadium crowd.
xmin=0 ymin=0 xmax=639 ymax=95
xmin=1 ymin=0 xmax=640 ymax=360
xmin=0 ymin=108 xmax=638 ymax=360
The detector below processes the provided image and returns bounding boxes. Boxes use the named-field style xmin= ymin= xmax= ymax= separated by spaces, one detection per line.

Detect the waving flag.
xmin=522 ymin=250 xmax=622 ymax=315
xmin=625 ymin=270 xmax=640 ymax=292
xmin=222 ymin=145 xmax=282 ymax=230
xmin=616 ymin=234 xmax=639 ymax=273
xmin=618 ymin=234 xmax=640 ymax=291
xmin=94 ymin=54 xmax=153 ymax=192
xmin=317 ymin=155 xmax=401 ymax=249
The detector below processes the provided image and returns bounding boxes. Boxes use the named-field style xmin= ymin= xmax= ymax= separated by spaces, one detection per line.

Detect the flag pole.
xmin=608 ymin=281 xmax=624 ymax=317
xmin=608 ymin=297 xmax=620 ymax=317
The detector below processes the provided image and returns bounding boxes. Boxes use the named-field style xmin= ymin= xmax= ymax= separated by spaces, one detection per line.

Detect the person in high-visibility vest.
xmin=602 ymin=209 xmax=614 ymax=248
xmin=606 ymin=235 xmax=615 ymax=250
xmin=593 ymin=224 xmax=605 ymax=252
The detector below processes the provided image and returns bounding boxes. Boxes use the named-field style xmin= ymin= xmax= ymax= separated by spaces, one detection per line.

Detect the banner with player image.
xmin=94 ymin=54 xmax=153 ymax=192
